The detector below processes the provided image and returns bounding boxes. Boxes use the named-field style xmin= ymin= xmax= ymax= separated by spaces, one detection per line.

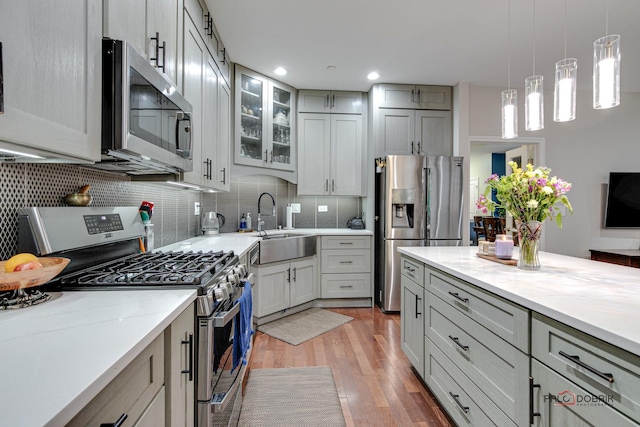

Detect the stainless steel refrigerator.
xmin=374 ymin=155 xmax=464 ymax=312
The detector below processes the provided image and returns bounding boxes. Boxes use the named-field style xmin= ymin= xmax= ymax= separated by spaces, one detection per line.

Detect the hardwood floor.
xmin=248 ymin=307 xmax=455 ymax=427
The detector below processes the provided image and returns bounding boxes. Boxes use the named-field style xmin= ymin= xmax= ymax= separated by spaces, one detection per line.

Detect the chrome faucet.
xmin=257 ymin=192 xmax=276 ymax=232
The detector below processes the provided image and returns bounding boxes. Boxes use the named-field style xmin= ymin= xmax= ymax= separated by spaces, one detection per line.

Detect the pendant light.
xmin=593 ymin=1 xmax=620 ymax=109
xmin=525 ymin=0 xmax=543 ymax=131
xmin=554 ymin=0 xmax=577 ymax=122
xmin=502 ymin=0 xmax=517 ymax=139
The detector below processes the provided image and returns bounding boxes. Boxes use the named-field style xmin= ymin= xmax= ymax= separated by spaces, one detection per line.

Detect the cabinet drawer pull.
xmin=448 ymin=291 xmax=469 ymax=303
xmin=181 ymin=333 xmax=194 ymax=381
xmin=415 ymin=294 xmax=421 ymax=318
xmin=404 ymin=265 xmax=416 ymax=273
xmin=448 ymin=392 xmax=469 ymax=414
xmin=529 ymin=377 xmax=541 ymax=424
xmin=559 ymin=351 xmax=615 ymax=383
xmin=339 ymin=260 xmax=354 ymax=264
xmin=448 ymin=335 xmax=469 ymax=351
xmin=339 ymin=242 xmax=353 ymax=245
xmin=339 ymin=285 xmax=353 ymax=288
xmin=100 ymin=413 xmax=127 ymax=427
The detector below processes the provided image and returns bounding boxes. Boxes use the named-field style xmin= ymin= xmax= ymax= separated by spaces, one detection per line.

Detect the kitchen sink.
xmin=254 ymin=233 xmax=316 ymax=264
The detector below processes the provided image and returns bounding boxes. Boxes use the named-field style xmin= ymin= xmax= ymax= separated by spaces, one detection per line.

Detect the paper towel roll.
xmin=284 ymin=206 xmax=293 ymax=230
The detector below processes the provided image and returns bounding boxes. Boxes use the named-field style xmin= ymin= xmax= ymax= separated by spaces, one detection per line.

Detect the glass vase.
xmin=518 ymin=221 xmax=542 ymax=270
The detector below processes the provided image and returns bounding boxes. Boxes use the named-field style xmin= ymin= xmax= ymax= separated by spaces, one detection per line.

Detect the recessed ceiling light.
xmin=327 ymin=65 xmax=336 ymax=71
xmin=367 ymin=71 xmax=380 ymax=80
xmin=274 ymin=67 xmax=287 ymax=76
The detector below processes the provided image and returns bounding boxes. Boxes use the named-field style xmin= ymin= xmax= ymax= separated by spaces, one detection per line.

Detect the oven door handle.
xmin=181 ymin=333 xmax=194 ymax=381
xmin=212 ymin=303 xmax=240 ymax=327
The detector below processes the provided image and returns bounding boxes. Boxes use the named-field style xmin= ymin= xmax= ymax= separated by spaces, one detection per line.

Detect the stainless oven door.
xmin=197 ymin=276 xmax=254 ymax=427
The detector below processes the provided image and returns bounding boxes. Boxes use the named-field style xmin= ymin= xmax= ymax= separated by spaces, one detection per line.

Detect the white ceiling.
xmin=205 ymin=0 xmax=640 ymax=93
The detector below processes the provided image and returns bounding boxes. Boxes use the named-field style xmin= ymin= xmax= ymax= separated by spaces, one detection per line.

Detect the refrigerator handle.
xmin=424 ymin=167 xmax=430 ymax=238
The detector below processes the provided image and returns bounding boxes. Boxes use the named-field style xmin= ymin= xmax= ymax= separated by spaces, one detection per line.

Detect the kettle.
xmin=347 ymin=215 xmax=365 ymax=230
xmin=202 ymin=212 xmax=226 ymax=235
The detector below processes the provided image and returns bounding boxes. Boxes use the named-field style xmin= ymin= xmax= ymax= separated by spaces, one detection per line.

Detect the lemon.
xmin=4 ymin=253 xmax=39 ymax=273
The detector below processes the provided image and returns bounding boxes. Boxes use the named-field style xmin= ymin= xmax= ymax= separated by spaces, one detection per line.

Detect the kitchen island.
xmin=0 ymin=289 xmax=196 ymax=427
xmin=398 ymin=246 xmax=640 ymax=427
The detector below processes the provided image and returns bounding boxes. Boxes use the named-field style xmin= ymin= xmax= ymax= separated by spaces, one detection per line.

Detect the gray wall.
xmin=466 ymin=87 xmax=640 ymax=258
xmin=0 ymin=164 xmax=361 ymax=260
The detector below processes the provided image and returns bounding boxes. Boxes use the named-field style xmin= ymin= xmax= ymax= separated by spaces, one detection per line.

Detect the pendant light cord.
xmin=563 ymin=0 xmax=567 ymax=59
xmin=605 ymin=0 xmax=609 ymax=35
xmin=507 ymin=0 xmax=511 ymax=90
xmin=532 ymin=0 xmax=536 ymax=75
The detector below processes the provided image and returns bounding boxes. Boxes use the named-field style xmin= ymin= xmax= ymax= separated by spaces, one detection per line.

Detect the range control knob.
xmin=227 ymin=273 xmax=240 ymax=285
xmin=235 ymin=264 xmax=247 ymax=277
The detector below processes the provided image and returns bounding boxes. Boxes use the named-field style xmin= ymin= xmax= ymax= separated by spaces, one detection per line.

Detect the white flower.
xmin=542 ymin=186 xmax=554 ymax=194
xmin=527 ymin=199 xmax=539 ymax=208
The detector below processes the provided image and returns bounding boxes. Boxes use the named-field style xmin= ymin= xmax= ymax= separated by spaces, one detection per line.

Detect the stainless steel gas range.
xmin=17 ymin=206 xmax=253 ymax=427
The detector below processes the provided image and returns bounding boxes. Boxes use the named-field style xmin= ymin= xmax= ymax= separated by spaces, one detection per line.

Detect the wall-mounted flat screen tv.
xmin=604 ymin=172 xmax=640 ymax=228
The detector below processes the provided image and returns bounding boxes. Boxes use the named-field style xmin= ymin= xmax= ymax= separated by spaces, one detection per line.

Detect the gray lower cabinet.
xmin=400 ymin=274 xmax=424 ymax=377
xmin=531 ymin=359 xmax=640 ymax=427
xmin=165 ymin=303 xmax=195 ymax=427
xmin=67 ymin=333 xmax=165 ymax=426
xmin=320 ymin=236 xmax=371 ymax=299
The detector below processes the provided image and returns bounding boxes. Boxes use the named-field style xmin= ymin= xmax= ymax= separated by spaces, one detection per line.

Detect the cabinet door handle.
xmin=203 ymin=160 xmax=209 ymax=179
xmin=207 ymin=17 xmax=214 ymax=37
xmin=448 ymin=291 xmax=469 ymax=303
xmin=448 ymin=335 xmax=469 ymax=351
xmin=264 ymin=149 xmax=268 ymax=163
xmin=204 ymin=12 xmax=211 ymax=31
xmin=221 ymin=167 xmax=226 ymax=184
xmin=269 ymin=150 xmax=273 ymax=164
xmin=0 ymin=41 xmax=3 ymax=113
xmin=287 ymin=267 xmax=291 ymax=282
xmin=558 ymin=351 xmax=615 ymax=383
xmin=293 ymin=267 xmax=297 ymax=281
xmin=448 ymin=392 xmax=469 ymax=414
xmin=417 ymin=141 xmax=421 ymax=154
xmin=411 ymin=141 xmax=414 ymax=154
xmin=529 ymin=376 xmax=541 ymax=424
xmin=150 ymin=32 xmax=161 ymax=67
xmin=325 ymin=94 xmax=329 ymax=109
xmin=325 ymin=179 xmax=329 ymax=192
xmin=181 ymin=333 xmax=194 ymax=381
xmin=416 ymin=89 xmax=421 ymax=104
xmin=220 ymin=47 xmax=226 ymax=64
xmin=332 ymin=179 xmax=335 ymax=192
xmin=100 ymin=413 xmax=128 ymax=427
xmin=332 ymin=94 xmax=335 ymax=108
xmin=415 ymin=294 xmax=421 ymax=318
xmin=411 ymin=89 xmax=415 ymax=103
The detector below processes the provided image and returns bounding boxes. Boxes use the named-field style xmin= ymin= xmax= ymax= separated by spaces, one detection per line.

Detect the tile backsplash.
xmin=0 ymin=163 xmax=362 ymax=259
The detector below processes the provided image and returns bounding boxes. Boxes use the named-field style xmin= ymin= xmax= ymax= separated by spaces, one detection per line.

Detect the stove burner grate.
xmin=0 ymin=288 xmax=51 ymax=310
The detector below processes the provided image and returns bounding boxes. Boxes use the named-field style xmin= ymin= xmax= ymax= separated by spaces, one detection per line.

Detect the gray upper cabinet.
xmin=376 ymin=84 xmax=451 ymax=110
xmin=298 ymin=90 xmax=363 ymax=114
xmin=0 ymin=0 xmax=102 ymax=162
xmin=104 ymin=0 xmax=183 ymax=88
xmin=375 ymin=109 xmax=452 ymax=156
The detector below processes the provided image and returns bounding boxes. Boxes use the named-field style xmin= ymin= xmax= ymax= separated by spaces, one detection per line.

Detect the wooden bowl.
xmin=0 ymin=257 xmax=70 ymax=291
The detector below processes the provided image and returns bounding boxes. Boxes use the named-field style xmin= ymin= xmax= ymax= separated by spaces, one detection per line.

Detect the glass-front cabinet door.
xmin=235 ymin=65 xmax=295 ymax=171
xmin=269 ymin=80 xmax=294 ymax=171
xmin=237 ymin=69 xmax=267 ymax=166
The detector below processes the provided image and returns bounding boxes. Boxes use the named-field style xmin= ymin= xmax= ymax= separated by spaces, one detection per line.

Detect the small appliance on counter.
xmin=347 ymin=214 xmax=365 ymax=230
xmin=202 ymin=212 xmax=225 ymax=235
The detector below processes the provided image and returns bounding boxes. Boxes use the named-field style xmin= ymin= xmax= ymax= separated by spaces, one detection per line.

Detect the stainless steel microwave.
xmin=101 ymin=38 xmax=193 ymax=174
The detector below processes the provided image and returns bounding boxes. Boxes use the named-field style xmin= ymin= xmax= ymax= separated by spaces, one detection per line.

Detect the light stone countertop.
xmin=0 ymin=289 xmax=196 ymax=427
xmin=398 ymin=246 xmax=640 ymax=357
xmin=156 ymin=228 xmax=373 ymax=258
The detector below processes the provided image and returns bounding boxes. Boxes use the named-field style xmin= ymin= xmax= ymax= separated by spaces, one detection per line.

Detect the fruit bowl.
xmin=0 ymin=257 xmax=70 ymax=291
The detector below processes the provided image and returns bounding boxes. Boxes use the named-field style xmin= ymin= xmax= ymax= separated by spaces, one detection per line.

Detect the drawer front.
xmin=400 ymin=255 xmax=424 ymax=285
xmin=532 ymin=313 xmax=640 ymax=423
xmin=427 ymin=295 xmax=528 ymax=426
xmin=426 ymin=267 xmax=529 ymax=352
xmin=532 ymin=359 xmax=640 ymax=427
xmin=322 ymin=235 xmax=371 ymax=250
xmin=424 ymin=338 xmax=518 ymax=427
xmin=321 ymin=273 xmax=371 ymax=298
xmin=321 ymin=249 xmax=370 ymax=274
xmin=68 ymin=332 xmax=165 ymax=427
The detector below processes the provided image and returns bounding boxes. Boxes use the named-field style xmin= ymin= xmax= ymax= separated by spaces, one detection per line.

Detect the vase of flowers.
xmin=476 ymin=162 xmax=573 ymax=270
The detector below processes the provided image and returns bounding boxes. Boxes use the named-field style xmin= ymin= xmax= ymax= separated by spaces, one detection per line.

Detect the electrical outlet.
xmin=291 ymin=203 xmax=301 ymax=213
xmin=318 ymin=205 xmax=328 ymax=212
xmin=194 ymin=202 xmax=201 ymax=215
